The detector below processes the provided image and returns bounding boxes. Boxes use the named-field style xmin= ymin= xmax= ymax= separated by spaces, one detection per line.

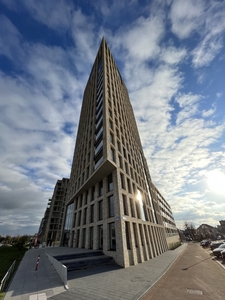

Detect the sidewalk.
xmin=4 ymin=244 xmax=187 ymax=300
xmin=142 ymin=242 xmax=225 ymax=300
xmin=4 ymin=248 xmax=66 ymax=300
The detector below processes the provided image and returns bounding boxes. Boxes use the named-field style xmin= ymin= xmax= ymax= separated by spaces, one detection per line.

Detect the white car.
xmin=212 ymin=243 xmax=225 ymax=257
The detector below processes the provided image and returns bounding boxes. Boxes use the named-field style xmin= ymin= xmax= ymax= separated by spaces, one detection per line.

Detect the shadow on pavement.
xmin=67 ymin=262 xmax=122 ymax=280
xmin=182 ymin=256 xmax=212 ymax=270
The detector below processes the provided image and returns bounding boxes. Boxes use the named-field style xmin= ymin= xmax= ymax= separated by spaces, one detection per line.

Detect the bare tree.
xmin=183 ymin=221 xmax=196 ymax=240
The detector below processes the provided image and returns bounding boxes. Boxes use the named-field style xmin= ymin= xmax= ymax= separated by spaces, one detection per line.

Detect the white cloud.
xmin=160 ymin=46 xmax=187 ymax=65
xmin=170 ymin=0 xmax=225 ymax=68
xmin=176 ymin=93 xmax=203 ymax=108
xmin=202 ymin=108 xmax=215 ymax=118
xmin=0 ymin=15 xmax=24 ymax=61
xmin=1 ymin=0 xmax=73 ymax=31
xmin=121 ymin=15 xmax=165 ymax=61
xmin=170 ymin=0 xmax=205 ymax=39
xmin=192 ymin=35 xmax=223 ymax=68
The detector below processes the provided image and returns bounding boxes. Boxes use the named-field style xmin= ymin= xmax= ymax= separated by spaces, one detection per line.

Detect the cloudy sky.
xmin=0 ymin=0 xmax=225 ymax=237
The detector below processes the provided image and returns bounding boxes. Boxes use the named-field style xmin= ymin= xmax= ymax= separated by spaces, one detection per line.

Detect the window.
xmin=108 ymin=174 xmax=113 ymax=191
xmin=125 ymin=162 xmax=129 ymax=175
xmin=92 ymin=186 xmax=95 ymax=201
xmin=94 ymin=150 xmax=103 ymax=169
xmin=127 ymin=178 xmax=132 ymax=194
xmin=137 ymin=189 xmax=146 ymax=221
xmin=125 ymin=222 xmax=131 ymax=249
xmin=110 ymin=133 xmax=114 ymax=144
xmin=85 ymin=191 xmax=88 ymax=204
xmin=130 ymin=198 xmax=136 ymax=218
xmin=122 ymin=194 xmax=128 ymax=215
xmin=108 ymin=195 xmax=114 ymax=217
xmin=90 ymin=204 xmax=94 ymax=223
xmin=75 ymin=198 xmax=78 ymax=210
xmin=119 ymin=156 xmax=123 ymax=169
xmin=109 ymin=223 xmax=116 ymax=250
xmin=83 ymin=208 xmax=87 ymax=225
xmin=99 ymin=200 xmax=103 ymax=220
xmin=117 ymin=140 xmax=121 ymax=152
xmin=110 ymin=148 xmax=115 ymax=162
xmin=89 ymin=227 xmax=94 ymax=249
xmin=95 ymin=126 xmax=103 ymax=140
xmin=99 ymin=180 xmax=103 ymax=197
xmin=95 ymin=139 xmax=103 ymax=156
xmin=73 ymin=213 xmax=77 ymax=227
xmin=78 ymin=210 xmax=82 ymax=226
xmin=123 ymin=147 xmax=127 ymax=159
xmin=86 ymin=166 xmax=89 ymax=180
xmin=120 ymin=173 xmax=125 ymax=189
xmin=133 ymin=223 xmax=138 ymax=247
xmin=139 ymin=224 xmax=144 ymax=246
xmin=99 ymin=225 xmax=103 ymax=249
xmin=82 ymin=228 xmax=86 ymax=248
xmin=80 ymin=194 xmax=83 ymax=207
xmin=136 ymin=202 xmax=141 ymax=219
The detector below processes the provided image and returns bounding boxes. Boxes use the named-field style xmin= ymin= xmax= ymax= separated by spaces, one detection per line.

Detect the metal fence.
xmin=0 ymin=260 xmax=16 ymax=292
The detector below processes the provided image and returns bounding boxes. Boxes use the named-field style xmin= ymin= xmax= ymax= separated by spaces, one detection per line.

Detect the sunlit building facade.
xmin=63 ymin=38 xmax=179 ymax=267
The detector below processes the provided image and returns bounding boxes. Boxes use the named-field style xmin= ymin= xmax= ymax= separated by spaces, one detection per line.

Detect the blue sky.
xmin=0 ymin=0 xmax=225 ymax=236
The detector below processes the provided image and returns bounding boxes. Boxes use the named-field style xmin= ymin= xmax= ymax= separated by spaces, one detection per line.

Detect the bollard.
xmin=35 ymin=255 xmax=40 ymax=270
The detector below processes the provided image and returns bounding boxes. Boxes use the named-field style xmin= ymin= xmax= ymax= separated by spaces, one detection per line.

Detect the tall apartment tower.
xmin=63 ymin=38 xmax=178 ymax=267
xmin=44 ymin=178 xmax=69 ymax=243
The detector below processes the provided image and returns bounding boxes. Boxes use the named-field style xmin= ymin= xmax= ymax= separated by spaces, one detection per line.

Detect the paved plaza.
xmin=4 ymin=244 xmax=187 ymax=300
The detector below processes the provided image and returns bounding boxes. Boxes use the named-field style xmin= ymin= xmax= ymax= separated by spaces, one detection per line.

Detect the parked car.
xmin=200 ymin=239 xmax=211 ymax=247
xmin=210 ymin=241 xmax=224 ymax=251
xmin=221 ymin=249 xmax=225 ymax=259
xmin=212 ymin=244 xmax=225 ymax=257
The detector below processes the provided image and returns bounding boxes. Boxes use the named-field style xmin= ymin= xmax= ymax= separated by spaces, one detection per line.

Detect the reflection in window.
xmin=137 ymin=189 xmax=146 ymax=221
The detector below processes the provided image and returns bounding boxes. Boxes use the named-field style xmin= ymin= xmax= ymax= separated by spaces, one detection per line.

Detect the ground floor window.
xmin=109 ymin=222 xmax=116 ymax=250
xmin=89 ymin=227 xmax=93 ymax=249
xmin=99 ymin=224 xmax=103 ymax=249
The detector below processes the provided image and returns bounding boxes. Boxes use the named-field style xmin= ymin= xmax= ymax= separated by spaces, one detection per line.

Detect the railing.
xmin=0 ymin=260 xmax=16 ymax=292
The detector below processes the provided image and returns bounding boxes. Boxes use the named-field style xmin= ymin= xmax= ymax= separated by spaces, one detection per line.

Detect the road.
xmin=142 ymin=242 xmax=225 ymax=300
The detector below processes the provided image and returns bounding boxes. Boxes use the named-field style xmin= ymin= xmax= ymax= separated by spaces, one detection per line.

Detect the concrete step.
xmin=53 ymin=250 xmax=103 ymax=261
xmin=60 ymin=255 xmax=114 ymax=271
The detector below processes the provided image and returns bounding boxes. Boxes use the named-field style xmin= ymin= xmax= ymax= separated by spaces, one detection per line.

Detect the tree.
xmin=183 ymin=221 xmax=196 ymax=240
